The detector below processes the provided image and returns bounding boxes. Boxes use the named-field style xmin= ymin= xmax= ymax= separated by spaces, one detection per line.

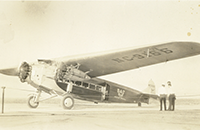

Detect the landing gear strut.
xmin=27 ymin=90 xmax=58 ymax=109
xmin=138 ymin=102 xmax=141 ymax=107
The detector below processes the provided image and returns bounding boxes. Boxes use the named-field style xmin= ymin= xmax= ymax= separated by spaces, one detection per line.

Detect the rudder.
xmin=143 ymin=79 xmax=156 ymax=94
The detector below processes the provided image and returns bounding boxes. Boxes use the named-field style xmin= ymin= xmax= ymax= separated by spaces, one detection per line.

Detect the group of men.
xmin=158 ymin=81 xmax=176 ymax=111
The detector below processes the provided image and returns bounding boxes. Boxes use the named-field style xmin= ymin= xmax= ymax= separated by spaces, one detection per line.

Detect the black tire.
xmin=28 ymin=95 xmax=39 ymax=108
xmin=62 ymin=95 xmax=74 ymax=110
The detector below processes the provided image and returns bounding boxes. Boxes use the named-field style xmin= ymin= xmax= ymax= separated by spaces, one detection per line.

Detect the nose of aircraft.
xmin=18 ymin=62 xmax=31 ymax=82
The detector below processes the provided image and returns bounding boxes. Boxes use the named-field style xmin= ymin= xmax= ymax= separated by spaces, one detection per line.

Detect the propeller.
xmin=0 ymin=67 xmax=18 ymax=76
xmin=0 ymin=62 xmax=31 ymax=83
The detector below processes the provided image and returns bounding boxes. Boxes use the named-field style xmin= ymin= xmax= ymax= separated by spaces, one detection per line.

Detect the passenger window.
xmin=71 ymin=80 xmax=75 ymax=84
xmin=96 ymin=86 xmax=101 ymax=91
xmin=75 ymin=81 xmax=82 ymax=86
xmin=89 ymin=84 xmax=95 ymax=89
xmin=82 ymin=82 xmax=88 ymax=88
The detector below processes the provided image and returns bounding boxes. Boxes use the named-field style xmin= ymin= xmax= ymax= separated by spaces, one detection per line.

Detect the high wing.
xmin=54 ymin=41 xmax=200 ymax=78
xmin=1 ymin=41 xmax=200 ymax=78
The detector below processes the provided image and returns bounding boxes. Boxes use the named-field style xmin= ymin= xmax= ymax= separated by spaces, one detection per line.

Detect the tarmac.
xmin=0 ymin=99 xmax=200 ymax=130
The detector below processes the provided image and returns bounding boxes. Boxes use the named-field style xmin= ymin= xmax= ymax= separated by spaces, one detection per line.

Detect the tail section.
xmin=139 ymin=79 xmax=158 ymax=105
xmin=143 ymin=79 xmax=156 ymax=94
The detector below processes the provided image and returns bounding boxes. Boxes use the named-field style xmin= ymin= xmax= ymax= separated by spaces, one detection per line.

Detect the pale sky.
xmin=0 ymin=1 xmax=200 ymax=98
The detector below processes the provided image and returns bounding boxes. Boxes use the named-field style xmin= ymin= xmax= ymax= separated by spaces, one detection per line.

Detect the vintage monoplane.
xmin=1 ymin=41 xmax=200 ymax=109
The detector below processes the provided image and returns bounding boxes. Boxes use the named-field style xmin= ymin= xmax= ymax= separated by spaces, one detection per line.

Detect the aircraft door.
xmin=101 ymin=86 xmax=106 ymax=100
xmin=105 ymin=84 xmax=110 ymax=101
xmin=100 ymin=83 xmax=110 ymax=101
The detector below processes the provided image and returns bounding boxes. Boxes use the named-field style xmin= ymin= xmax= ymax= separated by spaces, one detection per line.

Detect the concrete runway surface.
xmin=0 ymin=99 xmax=200 ymax=130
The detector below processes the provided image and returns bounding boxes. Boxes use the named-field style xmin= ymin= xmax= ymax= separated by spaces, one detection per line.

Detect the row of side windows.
xmin=74 ymin=81 xmax=102 ymax=91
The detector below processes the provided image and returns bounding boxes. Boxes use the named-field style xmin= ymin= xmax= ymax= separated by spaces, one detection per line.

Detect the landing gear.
xmin=28 ymin=95 xmax=39 ymax=108
xmin=62 ymin=94 xmax=74 ymax=110
xmin=27 ymin=90 xmax=58 ymax=109
xmin=27 ymin=89 xmax=75 ymax=110
xmin=138 ymin=102 xmax=141 ymax=107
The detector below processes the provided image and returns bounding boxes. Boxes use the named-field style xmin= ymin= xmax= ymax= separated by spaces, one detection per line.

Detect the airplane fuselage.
xmin=56 ymin=80 xmax=150 ymax=104
xmin=19 ymin=60 xmax=149 ymax=104
xmin=24 ymin=61 xmax=150 ymax=105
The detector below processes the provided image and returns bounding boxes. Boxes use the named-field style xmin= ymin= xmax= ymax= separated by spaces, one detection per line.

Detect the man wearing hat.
xmin=167 ymin=81 xmax=176 ymax=111
xmin=158 ymin=83 xmax=167 ymax=111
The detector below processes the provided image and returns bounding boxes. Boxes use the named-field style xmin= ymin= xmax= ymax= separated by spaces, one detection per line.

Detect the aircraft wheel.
xmin=62 ymin=95 xmax=74 ymax=110
xmin=28 ymin=95 xmax=39 ymax=108
xmin=138 ymin=102 xmax=141 ymax=107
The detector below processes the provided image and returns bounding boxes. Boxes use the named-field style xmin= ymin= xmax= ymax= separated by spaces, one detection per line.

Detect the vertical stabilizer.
xmin=143 ymin=79 xmax=156 ymax=94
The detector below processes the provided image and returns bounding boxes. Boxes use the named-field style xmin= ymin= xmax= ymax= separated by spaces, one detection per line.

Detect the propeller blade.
xmin=0 ymin=67 xmax=18 ymax=76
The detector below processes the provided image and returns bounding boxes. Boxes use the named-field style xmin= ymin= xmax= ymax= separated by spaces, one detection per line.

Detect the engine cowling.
xmin=18 ymin=62 xmax=31 ymax=83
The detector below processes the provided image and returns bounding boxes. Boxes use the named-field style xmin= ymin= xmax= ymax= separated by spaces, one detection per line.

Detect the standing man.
xmin=158 ymin=83 xmax=167 ymax=111
xmin=167 ymin=81 xmax=176 ymax=111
